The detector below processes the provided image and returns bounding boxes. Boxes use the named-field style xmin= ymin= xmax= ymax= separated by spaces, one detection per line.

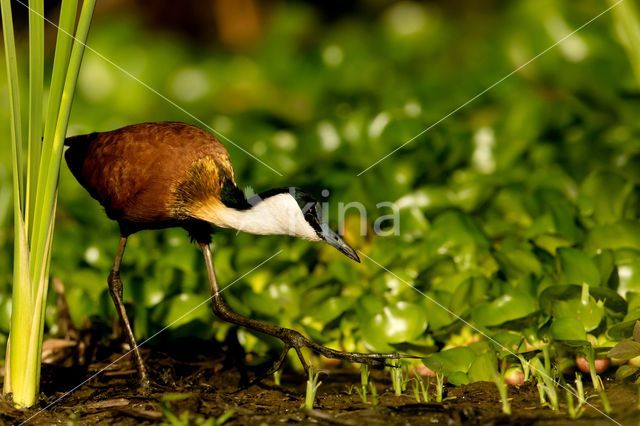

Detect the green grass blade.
xmin=5 ymin=216 xmax=34 ymax=405
xmin=25 ymin=0 xmax=45 ymax=241
xmin=30 ymin=0 xmax=78 ymax=280
xmin=2 ymin=0 xmax=95 ymax=407
xmin=41 ymin=0 xmax=78 ymax=153
xmin=1 ymin=0 xmax=25 ymax=207
xmin=1 ymin=0 xmax=29 ymax=402
xmin=30 ymin=0 xmax=96 ymax=302
xmin=25 ymin=200 xmax=55 ymax=398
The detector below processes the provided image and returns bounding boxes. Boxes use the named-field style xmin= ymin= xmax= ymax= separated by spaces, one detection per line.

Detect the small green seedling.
xmin=562 ymin=375 xmax=587 ymax=420
xmin=410 ymin=376 xmax=431 ymax=403
xmin=584 ymin=345 xmax=603 ymax=391
xmin=574 ymin=373 xmax=585 ymax=406
xmin=531 ymin=358 xmax=559 ymax=411
xmin=361 ymin=364 xmax=370 ymax=388
xmin=273 ymin=369 xmax=282 ymax=386
xmin=369 ymin=381 xmax=379 ymax=406
xmin=390 ymin=360 xmax=408 ymax=396
xmin=303 ymin=367 xmax=323 ymax=410
xmin=597 ymin=384 xmax=611 ymax=414
xmin=420 ymin=376 xmax=431 ymax=402
xmin=354 ymin=385 xmax=368 ymax=403
xmin=359 ymin=363 xmax=370 ymax=402
xmin=411 ymin=378 xmax=421 ymax=402
xmin=565 ymin=386 xmax=585 ymax=420
xmin=435 ymin=372 xmax=445 ymax=403
xmin=493 ymin=372 xmax=511 ymax=415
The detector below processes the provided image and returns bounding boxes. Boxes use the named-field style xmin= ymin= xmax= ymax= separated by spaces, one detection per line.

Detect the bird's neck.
xmin=194 ymin=194 xmax=320 ymax=240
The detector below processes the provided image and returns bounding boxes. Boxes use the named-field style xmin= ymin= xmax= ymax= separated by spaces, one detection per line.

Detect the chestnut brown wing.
xmin=64 ymin=122 xmax=235 ymax=224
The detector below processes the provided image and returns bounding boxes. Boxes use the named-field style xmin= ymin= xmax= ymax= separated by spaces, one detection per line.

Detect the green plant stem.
xmin=304 ymin=368 xmax=322 ymax=410
xmin=2 ymin=0 xmax=96 ymax=408
xmin=391 ymin=362 xmax=403 ymax=396
xmin=26 ymin=0 xmax=44 ymax=241
xmin=574 ymin=373 xmax=585 ymax=406
xmin=436 ymin=373 xmax=444 ymax=402
xmin=355 ymin=384 xmax=368 ymax=403
xmin=498 ymin=382 xmax=511 ymax=415
xmin=421 ymin=377 xmax=430 ymax=402
xmin=598 ymin=389 xmax=611 ymax=414
xmin=360 ymin=364 xmax=369 ymax=388
xmin=2 ymin=0 xmax=27 ymax=399
xmin=411 ymin=379 xmax=420 ymax=402
xmin=368 ymin=381 xmax=378 ymax=406
xmin=30 ymin=0 xmax=77 ymax=249
xmin=565 ymin=387 xmax=577 ymax=419
xmin=585 ymin=345 xmax=602 ymax=391
xmin=0 ymin=0 xmax=24 ymax=205
xmin=537 ymin=381 xmax=546 ymax=405
xmin=30 ymin=0 xmax=95 ymax=297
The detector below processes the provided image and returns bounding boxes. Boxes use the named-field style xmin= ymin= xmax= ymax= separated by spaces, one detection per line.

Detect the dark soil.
xmin=1 ymin=338 xmax=638 ymax=426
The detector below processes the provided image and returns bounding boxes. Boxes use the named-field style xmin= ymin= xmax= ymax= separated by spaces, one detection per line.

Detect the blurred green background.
xmin=1 ymin=0 xmax=640 ymax=368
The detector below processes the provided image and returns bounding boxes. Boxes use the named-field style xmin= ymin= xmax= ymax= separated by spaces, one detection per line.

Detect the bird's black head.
xmin=250 ymin=187 xmax=360 ymax=263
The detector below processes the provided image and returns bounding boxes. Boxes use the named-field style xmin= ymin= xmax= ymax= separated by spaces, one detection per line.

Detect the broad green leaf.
xmin=468 ymin=352 xmax=498 ymax=382
xmin=491 ymin=331 xmax=525 ymax=356
xmin=471 ymin=293 xmax=537 ymax=327
xmin=550 ymin=317 xmax=587 ymax=341
xmin=449 ymin=276 xmax=490 ymax=315
xmin=584 ymin=221 xmax=640 ymax=255
xmin=307 ymin=296 xmax=354 ymax=324
xmin=422 ymin=293 xmax=457 ymax=331
xmin=551 ymin=298 xmax=604 ymax=332
xmin=615 ymin=365 xmax=639 ymax=381
xmin=425 ymin=210 xmax=489 ymax=261
xmin=495 ymin=248 xmax=542 ymax=280
xmin=578 ymin=170 xmax=634 ymax=225
xmin=594 ymin=250 xmax=616 ymax=287
xmin=539 ymin=285 xmax=627 ymax=315
xmin=532 ymin=234 xmax=573 ymax=255
xmin=556 ymin=248 xmax=600 ymax=287
xmin=423 ymin=346 xmax=475 ymax=375
xmin=447 ymin=371 xmax=470 ymax=386
xmin=360 ymin=301 xmax=428 ymax=345
xmin=607 ymin=341 xmax=640 ymax=360
xmin=606 ymin=318 xmax=640 ymax=340
xmin=536 ymin=189 xmax=582 ymax=242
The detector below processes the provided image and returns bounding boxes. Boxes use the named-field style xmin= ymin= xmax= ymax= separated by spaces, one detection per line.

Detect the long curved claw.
xmin=243 ymin=329 xmax=425 ymax=389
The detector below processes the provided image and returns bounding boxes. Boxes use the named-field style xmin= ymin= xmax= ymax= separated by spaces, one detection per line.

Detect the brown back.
xmin=65 ymin=122 xmax=235 ymax=225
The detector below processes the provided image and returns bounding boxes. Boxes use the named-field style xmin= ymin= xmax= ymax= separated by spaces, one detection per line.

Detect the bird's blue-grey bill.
xmin=319 ymin=223 xmax=360 ymax=262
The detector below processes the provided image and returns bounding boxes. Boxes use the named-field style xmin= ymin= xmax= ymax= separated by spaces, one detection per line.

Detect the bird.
xmin=64 ymin=121 xmax=401 ymax=389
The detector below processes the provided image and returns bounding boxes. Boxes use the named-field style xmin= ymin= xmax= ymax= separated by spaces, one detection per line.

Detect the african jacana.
xmin=65 ymin=122 xmax=400 ymax=388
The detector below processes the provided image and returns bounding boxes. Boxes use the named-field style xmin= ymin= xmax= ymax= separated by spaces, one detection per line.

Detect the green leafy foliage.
xmin=1 ymin=1 xmax=640 ymax=389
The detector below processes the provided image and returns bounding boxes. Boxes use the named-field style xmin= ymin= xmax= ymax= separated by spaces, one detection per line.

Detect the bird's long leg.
xmin=201 ymin=243 xmax=415 ymax=379
xmin=108 ymin=236 xmax=150 ymax=390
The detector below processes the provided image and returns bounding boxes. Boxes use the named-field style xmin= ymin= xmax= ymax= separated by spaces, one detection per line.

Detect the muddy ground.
xmin=1 ymin=338 xmax=638 ymax=425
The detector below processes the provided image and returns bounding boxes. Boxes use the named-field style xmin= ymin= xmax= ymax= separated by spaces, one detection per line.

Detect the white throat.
xmin=197 ymin=193 xmax=321 ymax=241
